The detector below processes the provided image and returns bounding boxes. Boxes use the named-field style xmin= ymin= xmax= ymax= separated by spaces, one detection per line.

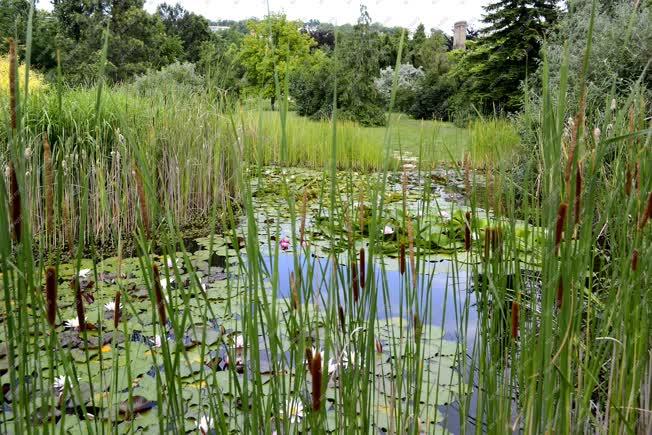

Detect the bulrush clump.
xmin=45 ymin=267 xmax=57 ymax=327
xmin=555 ymin=203 xmax=568 ymax=251
xmin=310 ymin=350 xmax=322 ymax=412
xmin=290 ymin=272 xmax=299 ymax=310
xmin=359 ymin=248 xmax=366 ymax=290
xmin=511 ymin=301 xmax=519 ymax=339
xmin=638 ymin=192 xmax=652 ymax=230
xmin=43 ymin=135 xmax=55 ymax=237
xmin=8 ymin=164 xmax=21 ymax=242
xmin=464 ymin=211 xmax=472 ymax=252
xmin=338 ymin=305 xmax=346 ymax=334
xmin=8 ymin=38 xmax=17 ymax=131
xmin=556 ymin=276 xmax=564 ymax=309
xmin=399 ymin=243 xmax=406 ymax=276
xmin=72 ymin=278 xmax=86 ymax=332
xmin=114 ymin=291 xmax=122 ymax=329
xmin=133 ymin=165 xmax=150 ymax=238
xmin=631 ymin=249 xmax=638 ymax=272
xmin=152 ymin=265 xmax=167 ymax=326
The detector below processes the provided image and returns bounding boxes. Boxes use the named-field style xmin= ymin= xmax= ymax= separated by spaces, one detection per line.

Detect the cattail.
xmin=511 ymin=301 xmax=519 ymax=339
xmin=299 ymin=190 xmax=308 ymax=245
xmin=639 ymin=192 xmax=652 ymax=230
xmin=413 ymin=313 xmax=422 ymax=343
xmin=45 ymin=267 xmax=57 ymax=327
xmin=8 ymin=164 xmax=21 ymax=242
xmin=407 ymin=218 xmax=416 ymax=286
xmin=483 ymin=228 xmax=502 ymax=258
xmin=114 ymin=291 xmax=122 ymax=329
xmin=132 ymin=165 xmax=150 ymax=238
xmin=555 ymin=203 xmax=568 ymax=250
xmin=634 ymin=163 xmax=640 ymax=192
xmin=43 ymin=135 xmax=55 ymax=237
xmin=338 ymin=305 xmax=346 ymax=334
xmin=310 ymin=351 xmax=322 ymax=412
xmin=351 ymin=260 xmax=359 ymax=300
xmin=556 ymin=276 xmax=564 ymax=309
xmin=8 ymin=38 xmax=17 ymax=131
xmin=631 ymin=249 xmax=639 ymax=272
xmin=464 ymin=211 xmax=472 ymax=251
xmin=375 ymin=338 xmax=383 ymax=354
xmin=574 ymin=164 xmax=582 ymax=225
xmin=359 ymin=248 xmax=366 ymax=290
xmin=72 ymin=278 xmax=86 ymax=332
xmin=152 ymin=265 xmax=167 ymax=326
xmin=290 ymin=271 xmax=299 ymax=310
xmin=625 ymin=167 xmax=632 ymax=196
xmin=399 ymin=243 xmax=406 ymax=275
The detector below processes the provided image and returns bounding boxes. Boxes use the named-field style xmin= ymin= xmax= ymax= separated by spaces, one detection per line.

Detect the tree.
xmin=239 ymin=14 xmax=315 ymax=109
xmin=454 ymin=0 xmax=560 ymax=112
xmin=197 ymin=28 xmax=245 ymax=94
xmin=157 ymin=3 xmax=211 ymax=62
xmin=408 ymin=23 xmax=426 ymax=66
xmin=375 ymin=64 xmax=424 ymax=112
xmin=302 ymin=19 xmax=335 ymax=51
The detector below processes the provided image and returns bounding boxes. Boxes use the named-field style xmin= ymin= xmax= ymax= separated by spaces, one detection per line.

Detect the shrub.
xmin=133 ymin=62 xmax=204 ymax=96
xmin=0 ymin=55 xmax=47 ymax=94
xmin=374 ymin=64 xmax=424 ymax=112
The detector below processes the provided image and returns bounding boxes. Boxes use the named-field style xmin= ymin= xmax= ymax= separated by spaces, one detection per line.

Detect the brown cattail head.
xmin=290 ymin=271 xmax=299 ymax=310
xmin=8 ymin=38 xmax=17 ymax=131
xmin=375 ymin=338 xmax=383 ymax=354
xmin=631 ymin=249 xmax=639 ymax=272
xmin=413 ymin=313 xmax=422 ymax=343
xmin=555 ymin=203 xmax=568 ymax=251
xmin=310 ymin=351 xmax=322 ymax=412
xmin=43 ymin=135 xmax=55 ymax=237
xmin=556 ymin=276 xmax=564 ymax=309
xmin=338 ymin=305 xmax=346 ymax=334
xmin=359 ymin=248 xmax=366 ymax=290
xmin=634 ymin=163 xmax=640 ymax=192
xmin=511 ymin=301 xmax=519 ymax=339
xmin=45 ymin=267 xmax=57 ymax=327
xmin=574 ymin=164 xmax=582 ymax=225
xmin=132 ymin=165 xmax=150 ymax=239
xmin=638 ymin=192 xmax=652 ymax=230
xmin=625 ymin=167 xmax=632 ymax=196
xmin=399 ymin=243 xmax=406 ymax=276
xmin=152 ymin=265 xmax=167 ymax=326
xmin=351 ymin=261 xmax=359 ymax=303
xmin=8 ymin=163 xmax=21 ymax=242
xmin=464 ymin=211 xmax=472 ymax=251
xmin=114 ymin=291 xmax=122 ymax=329
xmin=72 ymin=278 xmax=86 ymax=332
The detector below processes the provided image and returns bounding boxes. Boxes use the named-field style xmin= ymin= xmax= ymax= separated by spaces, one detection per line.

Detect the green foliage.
xmin=197 ymin=29 xmax=245 ymax=95
xmin=451 ymin=0 xmax=559 ymax=113
xmin=408 ymin=74 xmax=457 ymax=121
xmin=133 ymin=62 xmax=204 ymax=96
xmin=375 ymin=64 xmax=423 ymax=113
xmin=157 ymin=3 xmax=212 ymax=63
xmin=289 ymin=51 xmax=334 ymax=120
xmin=239 ymin=14 xmax=315 ymax=107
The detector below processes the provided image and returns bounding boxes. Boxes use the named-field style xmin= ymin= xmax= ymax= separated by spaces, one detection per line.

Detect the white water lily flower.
xmin=78 ymin=269 xmax=92 ymax=279
xmin=53 ymin=375 xmax=72 ymax=397
xmin=200 ymin=283 xmax=207 ymax=292
xmin=160 ymin=275 xmax=174 ymax=290
xmin=104 ymin=301 xmax=122 ymax=311
xmin=153 ymin=335 xmax=163 ymax=348
xmin=439 ymin=210 xmax=451 ymax=220
xmin=327 ymin=358 xmax=338 ymax=375
xmin=383 ymin=225 xmax=394 ymax=235
xmin=232 ymin=334 xmax=244 ymax=349
xmin=197 ymin=415 xmax=213 ymax=434
xmin=284 ymin=398 xmax=304 ymax=423
xmin=63 ymin=318 xmax=80 ymax=330
xmin=164 ymin=256 xmax=182 ymax=269
xmin=341 ymin=351 xmax=358 ymax=368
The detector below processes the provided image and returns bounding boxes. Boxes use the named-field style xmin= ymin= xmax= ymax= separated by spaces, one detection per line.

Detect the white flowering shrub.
xmin=374 ymin=64 xmax=424 ymax=112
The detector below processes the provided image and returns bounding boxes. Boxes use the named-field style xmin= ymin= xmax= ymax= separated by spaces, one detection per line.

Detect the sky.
xmin=38 ymin=1 xmax=489 ymax=34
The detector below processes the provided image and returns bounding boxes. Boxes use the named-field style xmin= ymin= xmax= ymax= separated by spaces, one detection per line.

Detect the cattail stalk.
xmin=555 ymin=203 xmax=568 ymax=251
xmin=152 ymin=265 xmax=167 ymax=326
xmin=359 ymin=248 xmax=366 ymax=290
xmin=464 ymin=211 xmax=472 ymax=251
xmin=399 ymin=243 xmax=406 ymax=276
xmin=133 ymin=165 xmax=150 ymax=238
xmin=72 ymin=278 xmax=86 ymax=332
xmin=290 ymin=271 xmax=299 ymax=310
xmin=8 ymin=164 xmax=21 ymax=242
xmin=556 ymin=277 xmax=564 ymax=309
xmin=310 ymin=351 xmax=322 ymax=412
xmin=114 ymin=291 xmax=122 ymax=329
xmin=638 ymin=192 xmax=652 ymax=230
xmin=407 ymin=218 xmax=416 ymax=286
xmin=8 ymin=38 xmax=17 ymax=131
xmin=511 ymin=301 xmax=519 ymax=339
xmin=299 ymin=190 xmax=308 ymax=245
xmin=43 ymin=135 xmax=55 ymax=238
xmin=45 ymin=267 xmax=57 ymax=327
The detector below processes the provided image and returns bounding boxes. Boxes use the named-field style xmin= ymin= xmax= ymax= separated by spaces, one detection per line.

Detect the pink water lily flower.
xmin=280 ymin=237 xmax=291 ymax=251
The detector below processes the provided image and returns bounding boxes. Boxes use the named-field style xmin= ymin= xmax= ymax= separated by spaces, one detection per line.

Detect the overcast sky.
xmin=39 ymin=1 xmax=488 ymax=34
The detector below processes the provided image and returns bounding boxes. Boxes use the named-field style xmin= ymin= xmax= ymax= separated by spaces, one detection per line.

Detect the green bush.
xmin=133 ymin=62 xmax=205 ymax=96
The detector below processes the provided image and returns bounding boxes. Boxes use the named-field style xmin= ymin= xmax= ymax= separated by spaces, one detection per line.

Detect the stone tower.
xmin=453 ymin=21 xmax=468 ymax=50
